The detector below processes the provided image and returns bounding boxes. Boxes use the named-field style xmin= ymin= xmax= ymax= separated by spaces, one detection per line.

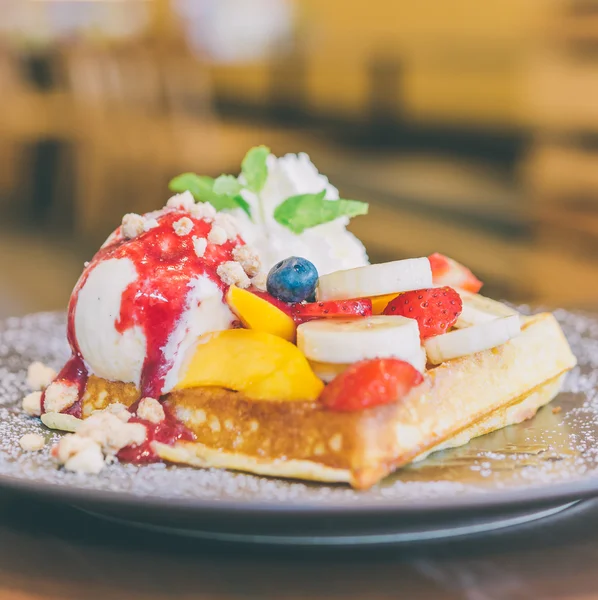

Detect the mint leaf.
xmin=273 ymin=191 xmax=368 ymax=234
xmin=213 ymin=174 xmax=242 ymax=196
xmin=241 ymin=145 xmax=269 ymax=193
xmin=169 ymin=173 xmax=215 ymax=201
xmin=231 ymin=194 xmax=251 ymax=217
xmin=169 ymin=173 xmax=251 ymax=217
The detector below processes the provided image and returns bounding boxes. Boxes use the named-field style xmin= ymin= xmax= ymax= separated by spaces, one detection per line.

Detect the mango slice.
xmin=370 ymin=293 xmax=400 ymax=315
xmin=226 ymin=286 xmax=296 ymax=342
xmin=177 ymin=329 xmax=324 ymax=401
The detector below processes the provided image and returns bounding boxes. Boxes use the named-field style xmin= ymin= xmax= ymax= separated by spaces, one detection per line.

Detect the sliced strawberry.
xmin=321 ymin=358 xmax=423 ymax=412
xmin=383 ymin=286 xmax=462 ymax=339
xmin=249 ymin=289 xmax=294 ymax=316
xmin=290 ymin=299 xmax=373 ymax=324
xmin=428 ymin=253 xmax=483 ymax=293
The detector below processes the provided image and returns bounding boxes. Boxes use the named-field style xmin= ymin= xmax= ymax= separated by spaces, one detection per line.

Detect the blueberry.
xmin=267 ymin=257 xmax=319 ymax=304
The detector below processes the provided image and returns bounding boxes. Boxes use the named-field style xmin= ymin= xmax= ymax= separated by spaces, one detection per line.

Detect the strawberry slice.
xmin=321 ymin=358 xmax=423 ymax=411
xmin=383 ymin=286 xmax=462 ymax=339
xmin=290 ymin=299 xmax=373 ymax=324
xmin=428 ymin=253 xmax=483 ymax=293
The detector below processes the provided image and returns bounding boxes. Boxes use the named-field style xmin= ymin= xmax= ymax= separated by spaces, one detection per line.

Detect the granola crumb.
xmin=232 ymin=245 xmax=261 ymax=277
xmin=19 ymin=433 xmax=45 ymax=452
xmin=552 ymin=406 xmax=562 ymax=414
xmin=173 ymin=217 xmax=194 ymax=236
xmin=22 ymin=391 xmax=42 ymax=417
xmin=217 ymin=261 xmax=250 ymax=289
xmin=189 ymin=202 xmax=217 ymax=221
xmin=26 ymin=361 xmax=56 ymax=391
xmin=166 ymin=191 xmax=195 ymax=211
xmin=78 ymin=412 xmax=146 ymax=457
xmin=207 ymin=225 xmax=228 ymax=245
xmin=43 ymin=382 xmax=78 ymax=413
xmin=214 ymin=213 xmax=238 ymax=240
xmin=192 ymin=236 xmax=208 ymax=258
xmin=137 ymin=398 xmax=165 ymax=424
xmin=53 ymin=433 xmax=105 ymax=474
xmin=250 ymin=272 xmax=267 ymax=291
xmin=121 ymin=213 xmax=145 ymax=239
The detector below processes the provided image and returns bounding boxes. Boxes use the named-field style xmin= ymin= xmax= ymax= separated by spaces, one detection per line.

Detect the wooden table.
xmin=0 ymin=491 xmax=597 ymax=599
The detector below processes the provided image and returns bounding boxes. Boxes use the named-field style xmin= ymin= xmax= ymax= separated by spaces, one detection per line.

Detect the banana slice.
xmin=297 ymin=315 xmax=421 ymax=364
xmin=310 ymin=347 xmax=427 ymax=383
xmin=316 ymin=258 xmax=432 ymax=302
xmin=424 ymin=315 xmax=521 ymax=364
xmin=456 ymin=291 xmax=519 ymax=329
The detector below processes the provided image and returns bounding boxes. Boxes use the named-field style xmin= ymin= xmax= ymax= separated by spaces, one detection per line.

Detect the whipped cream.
xmin=232 ymin=152 xmax=369 ymax=275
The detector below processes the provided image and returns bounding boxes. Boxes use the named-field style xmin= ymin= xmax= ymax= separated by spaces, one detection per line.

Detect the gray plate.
xmin=0 ymin=310 xmax=597 ymax=545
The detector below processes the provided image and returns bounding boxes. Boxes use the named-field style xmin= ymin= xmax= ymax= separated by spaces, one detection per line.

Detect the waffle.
xmin=79 ymin=311 xmax=576 ymax=489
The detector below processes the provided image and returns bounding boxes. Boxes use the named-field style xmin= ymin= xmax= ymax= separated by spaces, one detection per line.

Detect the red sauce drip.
xmin=116 ymin=406 xmax=194 ymax=464
xmin=40 ymin=354 xmax=88 ymax=418
xmin=66 ymin=210 xmax=241 ymax=399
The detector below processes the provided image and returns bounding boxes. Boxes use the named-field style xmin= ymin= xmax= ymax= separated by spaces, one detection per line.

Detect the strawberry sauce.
xmin=40 ymin=354 xmax=88 ymax=418
xmin=117 ymin=406 xmax=194 ymax=464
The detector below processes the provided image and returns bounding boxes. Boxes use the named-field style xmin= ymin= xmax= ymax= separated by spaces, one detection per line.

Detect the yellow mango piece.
xmin=370 ymin=293 xmax=400 ymax=315
xmin=226 ymin=285 xmax=296 ymax=342
xmin=177 ymin=329 xmax=324 ymax=402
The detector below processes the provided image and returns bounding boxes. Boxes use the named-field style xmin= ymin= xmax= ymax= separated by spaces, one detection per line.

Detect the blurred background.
xmin=1 ymin=0 xmax=598 ymax=317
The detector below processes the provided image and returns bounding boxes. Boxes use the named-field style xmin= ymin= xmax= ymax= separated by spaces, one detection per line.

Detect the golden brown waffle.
xmin=80 ymin=312 xmax=576 ymax=489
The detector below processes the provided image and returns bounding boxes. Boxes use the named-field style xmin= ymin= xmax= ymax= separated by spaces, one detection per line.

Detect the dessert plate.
xmin=0 ymin=310 xmax=597 ymax=546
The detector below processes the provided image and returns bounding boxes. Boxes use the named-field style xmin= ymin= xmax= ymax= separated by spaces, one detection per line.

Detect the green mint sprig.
xmin=273 ymin=190 xmax=369 ymax=234
xmin=168 ymin=145 xmax=368 ymax=234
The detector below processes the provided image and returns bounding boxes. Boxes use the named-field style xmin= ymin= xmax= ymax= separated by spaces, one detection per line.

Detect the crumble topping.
xmin=189 ymin=202 xmax=217 ymax=222
xmin=250 ymin=273 xmax=267 ymax=291
xmin=77 ymin=411 xmax=146 ymax=458
xmin=166 ymin=191 xmax=195 ymax=211
xmin=54 ymin=434 xmax=105 ymax=474
xmin=19 ymin=433 xmax=45 ymax=452
xmin=214 ymin=213 xmax=238 ymax=240
xmin=232 ymin=245 xmax=261 ymax=277
xmin=22 ymin=391 xmax=42 ymax=417
xmin=207 ymin=225 xmax=227 ymax=245
xmin=121 ymin=213 xmax=145 ymax=239
xmin=137 ymin=398 xmax=165 ymax=424
xmin=173 ymin=217 xmax=194 ymax=237
xmin=43 ymin=382 xmax=78 ymax=413
xmin=192 ymin=236 xmax=207 ymax=258
xmin=26 ymin=361 xmax=56 ymax=391
xmin=103 ymin=403 xmax=132 ymax=422
xmin=217 ymin=261 xmax=250 ymax=289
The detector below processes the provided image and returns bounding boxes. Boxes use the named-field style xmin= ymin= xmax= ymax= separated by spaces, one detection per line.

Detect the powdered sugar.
xmin=0 ymin=310 xmax=596 ymax=507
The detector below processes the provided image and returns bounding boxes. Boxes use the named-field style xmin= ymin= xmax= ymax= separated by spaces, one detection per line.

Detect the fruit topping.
xmin=428 ymin=253 xmax=482 ymax=293
xmin=424 ymin=315 xmax=521 ymax=364
xmin=320 ymin=358 xmax=424 ymax=412
xmin=297 ymin=315 xmax=421 ymax=365
xmin=383 ymin=286 xmax=462 ymax=340
xmin=290 ymin=299 xmax=372 ymax=324
xmin=316 ymin=258 xmax=432 ymax=302
xmin=226 ymin=285 xmax=296 ymax=342
xmin=267 ymin=256 xmax=319 ymax=303
xmin=369 ymin=293 xmax=400 ymax=315
xmin=177 ymin=329 xmax=324 ymax=401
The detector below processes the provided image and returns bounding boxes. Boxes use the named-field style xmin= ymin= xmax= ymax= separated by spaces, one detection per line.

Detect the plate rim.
xmin=1 ymin=469 xmax=598 ymax=517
